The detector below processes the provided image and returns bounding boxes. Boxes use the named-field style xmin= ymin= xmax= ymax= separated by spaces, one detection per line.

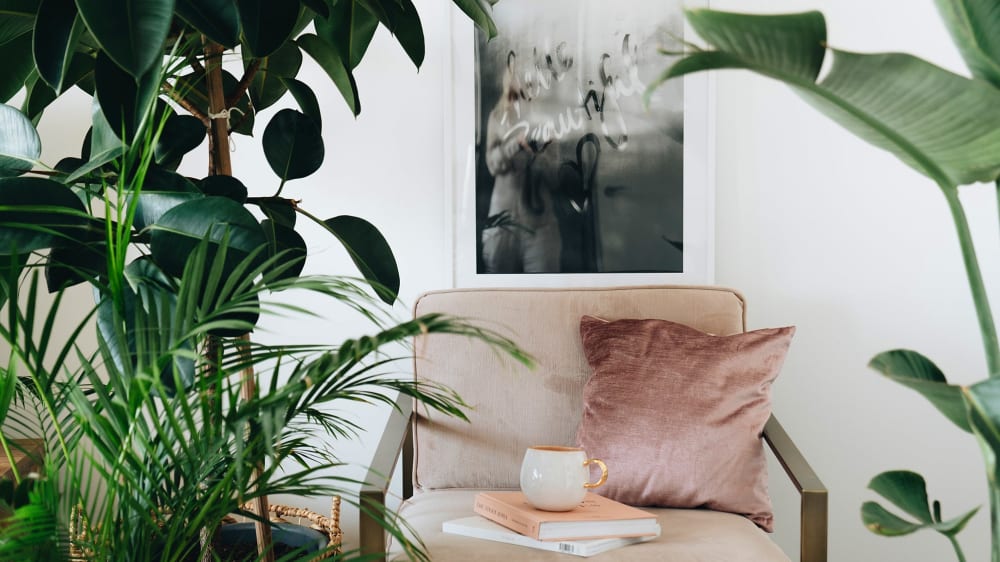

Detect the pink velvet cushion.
xmin=575 ymin=316 xmax=795 ymax=532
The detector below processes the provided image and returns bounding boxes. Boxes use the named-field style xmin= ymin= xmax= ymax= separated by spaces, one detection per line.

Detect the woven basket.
xmin=68 ymin=497 xmax=342 ymax=561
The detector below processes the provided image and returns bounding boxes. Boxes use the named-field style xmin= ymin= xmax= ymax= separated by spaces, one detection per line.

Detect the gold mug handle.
xmin=583 ymin=458 xmax=608 ymax=489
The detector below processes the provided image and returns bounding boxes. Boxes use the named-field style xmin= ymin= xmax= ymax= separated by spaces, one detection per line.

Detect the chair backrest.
xmin=411 ymin=285 xmax=747 ymax=491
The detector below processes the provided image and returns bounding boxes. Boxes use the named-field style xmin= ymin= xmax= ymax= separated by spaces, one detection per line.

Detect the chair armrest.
xmin=359 ymin=393 xmax=414 ymax=560
xmin=763 ymin=414 xmax=827 ymax=562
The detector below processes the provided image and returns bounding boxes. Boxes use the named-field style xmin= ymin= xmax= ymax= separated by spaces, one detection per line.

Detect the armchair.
xmin=361 ymin=286 xmax=827 ymax=561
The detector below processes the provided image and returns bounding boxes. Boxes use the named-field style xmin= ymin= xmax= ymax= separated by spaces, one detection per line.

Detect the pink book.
xmin=473 ymin=491 xmax=659 ymax=541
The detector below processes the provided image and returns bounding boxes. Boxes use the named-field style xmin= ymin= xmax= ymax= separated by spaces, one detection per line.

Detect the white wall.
xmin=23 ymin=0 xmax=1000 ymax=559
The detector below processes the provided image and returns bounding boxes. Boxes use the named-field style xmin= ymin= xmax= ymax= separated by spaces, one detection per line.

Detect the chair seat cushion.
xmin=390 ymin=489 xmax=791 ymax=561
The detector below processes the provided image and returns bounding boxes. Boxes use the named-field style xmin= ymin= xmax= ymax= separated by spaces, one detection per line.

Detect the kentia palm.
xmin=647 ymin=3 xmax=1000 ymax=561
xmin=0 ymin=0 xmax=526 ymax=560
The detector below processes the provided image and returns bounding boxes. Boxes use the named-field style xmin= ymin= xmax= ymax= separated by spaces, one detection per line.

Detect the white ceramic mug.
xmin=519 ymin=446 xmax=609 ymax=511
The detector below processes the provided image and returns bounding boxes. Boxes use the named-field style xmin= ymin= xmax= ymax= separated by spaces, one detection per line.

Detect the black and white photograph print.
xmin=474 ymin=0 xmax=686 ymax=274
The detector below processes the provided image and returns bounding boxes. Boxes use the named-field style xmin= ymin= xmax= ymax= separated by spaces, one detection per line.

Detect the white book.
xmin=442 ymin=515 xmax=660 ymax=558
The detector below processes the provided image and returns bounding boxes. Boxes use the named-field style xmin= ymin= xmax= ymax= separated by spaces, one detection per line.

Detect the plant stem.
xmin=948 ymin=534 xmax=968 ymax=562
xmin=944 ymin=189 xmax=1000 ymax=377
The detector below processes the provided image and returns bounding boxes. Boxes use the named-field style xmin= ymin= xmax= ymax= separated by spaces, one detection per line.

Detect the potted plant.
xmin=647 ymin=4 xmax=1000 ymax=561
xmin=0 ymin=0 xmax=525 ymax=560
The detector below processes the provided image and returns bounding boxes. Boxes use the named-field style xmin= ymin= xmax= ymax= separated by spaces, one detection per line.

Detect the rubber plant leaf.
xmin=0 ymin=32 xmax=33 ymax=103
xmin=281 ymin=77 xmax=321 ymax=130
xmin=863 ymin=470 xmax=980 ymax=537
xmin=236 ymin=0 xmax=299 ymax=58
xmin=357 ymin=0 xmax=423 ymax=67
xmin=261 ymin=218 xmax=306 ymax=282
xmin=451 ymin=0 xmax=496 ymax=39
xmin=0 ymin=103 xmax=40 ymax=177
xmin=934 ymin=0 xmax=1000 ymax=87
xmin=0 ymin=1 xmax=37 ymax=45
xmin=315 ymin=0 xmax=378 ymax=70
xmin=175 ymin=0 xmax=240 ymax=48
xmin=75 ymin=0 xmax=176 ymax=79
xmin=297 ymin=33 xmax=360 ymax=115
xmin=148 ymin=196 xmax=267 ymax=280
xmin=94 ymin=51 xmax=159 ymax=141
xmin=66 ymin=97 xmax=124 ymax=182
xmin=32 ymin=0 xmax=85 ymax=91
xmin=0 ymin=177 xmax=89 ymax=254
xmin=244 ymin=40 xmax=302 ymax=111
xmin=869 ymin=349 xmax=971 ymax=432
xmin=262 ymin=108 xmax=324 ymax=182
xmin=322 ymin=215 xmax=399 ymax=304
xmin=154 ymin=113 xmax=206 ymax=167
xmin=651 ymin=9 xmax=1000 ymax=189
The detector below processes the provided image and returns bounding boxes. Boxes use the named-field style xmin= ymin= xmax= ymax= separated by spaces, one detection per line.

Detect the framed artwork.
xmin=448 ymin=0 xmax=713 ymax=287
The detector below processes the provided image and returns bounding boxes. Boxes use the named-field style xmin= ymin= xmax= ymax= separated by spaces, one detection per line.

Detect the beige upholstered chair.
xmin=360 ymin=286 xmax=827 ymax=561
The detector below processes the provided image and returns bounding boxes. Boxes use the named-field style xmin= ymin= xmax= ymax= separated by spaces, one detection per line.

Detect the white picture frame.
xmin=446 ymin=0 xmax=713 ymax=288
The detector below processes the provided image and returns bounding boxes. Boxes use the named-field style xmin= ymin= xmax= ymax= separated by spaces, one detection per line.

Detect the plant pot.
xmin=214 ymin=523 xmax=329 ymax=560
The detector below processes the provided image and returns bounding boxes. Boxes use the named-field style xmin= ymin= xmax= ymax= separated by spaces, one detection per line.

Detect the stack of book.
xmin=442 ymin=491 xmax=661 ymax=558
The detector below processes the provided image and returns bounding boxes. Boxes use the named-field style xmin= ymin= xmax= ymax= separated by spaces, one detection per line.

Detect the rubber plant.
xmin=646 ymin=3 xmax=1000 ymax=561
xmin=0 ymin=0 xmax=519 ymax=560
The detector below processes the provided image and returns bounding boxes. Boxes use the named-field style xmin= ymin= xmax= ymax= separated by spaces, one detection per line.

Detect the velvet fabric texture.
xmin=575 ymin=316 xmax=795 ymax=532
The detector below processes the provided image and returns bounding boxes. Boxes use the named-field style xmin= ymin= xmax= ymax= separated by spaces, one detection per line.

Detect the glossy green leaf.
xmin=176 ymin=0 xmax=240 ymax=48
xmin=316 ymin=0 xmax=378 ymax=70
xmin=246 ymin=40 xmax=302 ymax=111
xmin=261 ymin=218 xmax=305 ymax=281
xmin=934 ymin=0 xmax=1000 ymax=87
xmin=175 ymin=70 xmax=255 ymax=136
xmin=32 ymin=0 xmax=84 ymax=91
xmin=22 ymin=52 xmax=94 ymax=121
xmin=237 ymin=0 xmax=299 ymax=58
xmin=154 ymin=113 xmax=206 ymax=167
xmin=323 ymin=215 xmax=398 ymax=304
xmin=0 ymin=177 xmax=88 ymax=254
xmin=0 ymin=103 xmax=40 ymax=176
xmin=133 ymin=192 xmax=203 ymax=231
xmin=869 ymin=471 xmax=933 ymax=523
xmin=65 ymin=96 xmax=125 ymax=181
xmin=297 ymin=33 xmax=360 ymax=115
xmin=869 ymin=349 xmax=971 ymax=432
xmin=255 ymin=197 xmax=295 ymax=228
xmin=95 ymin=51 xmax=159 ymax=140
xmin=75 ymin=0 xmax=176 ymax=78
xmin=358 ymin=0 xmax=423 ymax=67
xmin=45 ymin=233 xmax=105 ymax=291
xmin=655 ymin=9 xmax=1000 ymax=189
xmin=0 ymin=6 xmax=36 ymax=46
xmin=298 ymin=0 xmax=326 ymax=18
xmin=451 ymin=0 xmax=496 ymax=39
xmin=282 ymin=77 xmax=321 ymax=130
xmin=864 ymin=470 xmax=981 ymax=539
xmin=149 ymin=196 xmax=266 ymax=279
xmin=198 ymin=174 xmax=247 ymax=203
xmin=262 ymin=108 xmax=323 ymax=182
xmin=0 ymin=32 xmax=34 ymax=103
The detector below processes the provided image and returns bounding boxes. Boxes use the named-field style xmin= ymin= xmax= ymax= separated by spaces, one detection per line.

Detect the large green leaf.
xmin=864 ymin=470 xmax=980 ymax=538
xmin=75 ymin=0 xmax=176 ymax=78
xmin=450 ymin=0 xmax=496 ymax=39
xmin=322 ymin=215 xmax=398 ymax=304
xmin=45 ymin=221 xmax=106 ymax=291
xmin=0 ymin=176 xmax=88 ymax=254
xmin=133 ymin=192 xmax=203 ymax=231
xmin=95 ymin=51 xmax=159 ymax=140
xmin=32 ymin=0 xmax=84 ymax=91
xmin=282 ymin=77 xmax=321 ymax=130
xmin=22 ymin=52 xmax=94 ymax=121
xmin=315 ymin=0 xmax=378 ymax=70
xmin=869 ymin=349 xmax=971 ymax=432
xmin=358 ymin=0 xmax=423 ymax=67
xmin=154 ymin=112 xmax=206 ymax=167
xmin=964 ymin=378 xmax=1000 ymax=487
xmin=176 ymin=0 xmax=240 ymax=48
xmin=261 ymin=218 xmax=305 ymax=282
xmin=149 ymin=196 xmax=266 ymax=280
xmin=0 ymin=32 xmax=34 ymax=103
xmin=245 ymin=40 xmax=301 ymax=111
xmin=655 ymin=9 xmax=1000 ymax=189
xmin=0 ymin=3 xmax=37 ymax=46
xmin=297 ymin=33 xmax=360 ymax=115
xmin=0 ymin=103 xmax=40 ymax=176
xmin=934 ymin=0 xmax=1000 ymax=87
xmin=262 ymin=108 xmax=323 ymax=182
xmin=237 ymin=0 xmax=299 ymax=58
xmin=198 ymin=174 xmax=247 ymax=203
